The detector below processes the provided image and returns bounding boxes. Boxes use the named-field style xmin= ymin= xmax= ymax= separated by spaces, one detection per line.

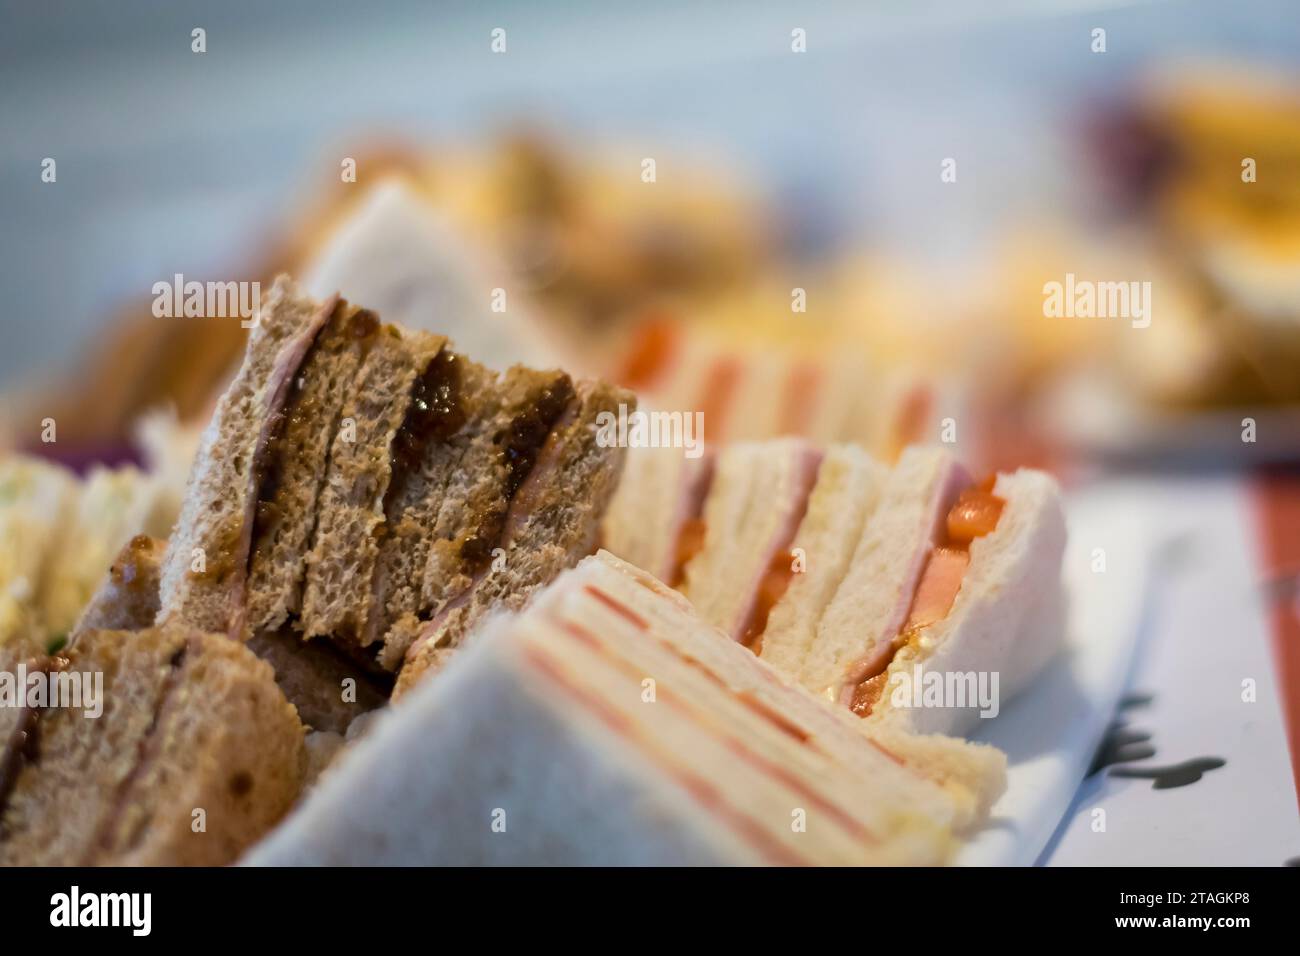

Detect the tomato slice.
xmin=946 ymin=489 xmax=1004 ymax=544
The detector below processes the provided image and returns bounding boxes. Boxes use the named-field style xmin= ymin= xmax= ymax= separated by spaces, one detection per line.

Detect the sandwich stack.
xmin=248 ymin=551 xmax=1006 ymax=866
xmin=604 ymin=440 xmax=1066 ymax=735
xmin=154 ymin=275 xmax=633 ymax=726
xmin=0 ymin=626 xmax=304 ymax=866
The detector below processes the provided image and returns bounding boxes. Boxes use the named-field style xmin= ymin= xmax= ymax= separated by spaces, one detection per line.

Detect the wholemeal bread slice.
xmin=298 ymin=324 xmax=445 ymax=641
xmin=0 ymin=627 xmax=304 ymax=865
xmin=599 ymin=445 xmax=714 ymax=586
xmin=73 ymin=534 xmax=386 ymax=736
xmin=392 ymin=380 xmax=633 ymax=695
xmin=152 ymin=277 xmax=633 ymax=714
xmin=365 ymin=353 xmax=502 ymax=660
xmin=73 ymin=534 xmax=166 ymax=637
xmin=245 ymin=628 xmax=391 ymax=734
xmin=244 ymin=298 xmax=380 ymax=635
xmin=157 ymin=276 xmax=338 ymax=636
xmin=373 ymin=364 xmax=575 ymax=668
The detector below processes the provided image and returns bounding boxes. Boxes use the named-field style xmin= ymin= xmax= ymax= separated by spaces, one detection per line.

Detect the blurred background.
xmin=2 ymin=0 xmax=1299 ymax=465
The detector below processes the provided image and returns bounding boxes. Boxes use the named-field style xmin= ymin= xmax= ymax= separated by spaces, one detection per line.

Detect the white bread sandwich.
xmin=0 ymin=625 xmax=305 ymax=865
xmin=777 ymin=447 xmax=1066 ymax=736
xmin=155 ymin=275 xmax=632 ymax=712
xmin=677 ymin=438 xmax=823 ymax=644
xmin=612 ymin=323 xmax=943 ymax=457
xmin=38 ymin=464 xmax=174 ymax=640
xmin=246 ymin=551 xmax=1005 ymax=866
xmin=604 ymin=441 xmax=1066 ymax=736
xmin=0 ymin=455 xmax=177 ymax=658
xmin=0 ymin=457 xmax=77 ymax=655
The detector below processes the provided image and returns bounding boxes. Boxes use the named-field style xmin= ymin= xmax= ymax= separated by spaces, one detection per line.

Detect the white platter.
xmin=957 ymin=482 xmax=1154 ymax=866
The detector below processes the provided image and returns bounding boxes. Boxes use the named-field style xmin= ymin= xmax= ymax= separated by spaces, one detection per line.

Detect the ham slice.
xmin=665 ymin=454 xmax=715 ymax=586
xmin=731 ymin=446 xmax=823 ymax=644
xmin=904 ymin=547 xmax=970 ymax=631
xmin=836 ymin=458 xmax=969 ymax=704
xmin=227 ymin=295 xmax=338 ymax=639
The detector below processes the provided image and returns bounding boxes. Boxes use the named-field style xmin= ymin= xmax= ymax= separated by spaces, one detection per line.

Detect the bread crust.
xmin=0 ymin=627 xmax=305 ymax=866
xmin=156 ymin=276 xmax=337 ymax=636
xmin=393 ymin=381 xmax=633 ymax=696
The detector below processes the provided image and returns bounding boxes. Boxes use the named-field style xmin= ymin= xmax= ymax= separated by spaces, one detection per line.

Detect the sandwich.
xmin=768 ymin=446 xmax=1066 ymax=735
xmin=605 ymin=441 xmax=1066 ymax=736
xmin=0 ymin=457 xmax=77 ymax=655
xmin=155 ymin=275 xmax=632 ymax=712
xmin=391 ymin=377 xmax=631 ymax=695
xmin=0 ymin=625 xmax=304 ymax=865
xmin=38 ymin=464 xmax=175 ymax=639
xmin=246 ymin=551 xmax=1005 ymax=866
xmin=678 ymin=438 xmax=823 ymax=644
xmin=611 ymin=317 xmax=942 ymax=455
xmin=0 ymin=456 xmax=177 ymax=658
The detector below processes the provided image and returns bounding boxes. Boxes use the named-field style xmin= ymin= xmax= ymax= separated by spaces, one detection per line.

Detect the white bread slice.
xmin=39 ymin=464 xmax=174 ymax=639
xmin=724 ymin=350 xmax=789 ymax=440
xmin=805 ymin=353 xmax=878 ymax=448
xmin=588 ymin=552 xmax=1004 ymax=832
xmin=599 ymin=445 xmax=713 ymax=584
xmin=864 ymin=722 xmax=1005 ymax=823
xmin=867 ymin=468 xmax=1067 ymax=736
xmin=0 ymin=456 xmax=78 ymax=654
xmin=248 ymin=551 xmax=1002 ymax=864
xmin=799 ymin=446 xmax=968 ymax=702
xmin=759 ymin=444 xmax=887 ymax=677
xmin=680 ymin=439 xmax=822 ymax=641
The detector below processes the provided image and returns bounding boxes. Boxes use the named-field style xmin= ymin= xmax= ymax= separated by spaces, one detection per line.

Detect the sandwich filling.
xmin=738 ymin=449 xmax=823 ymax=652
xmin=386 ymin=350 xmax=468 ymax=510
xmin=485 ymin=375 xmax=577 ymax=551
xmin=400 ymin=378 xmax=578 ymax=665
xmin=667 ymin=456 xmax=716 ymax=588
xmin=845 ymin=477 xmax=1005 ymax=716
xmin=226 ymin=295 xmax=342 ymax=637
